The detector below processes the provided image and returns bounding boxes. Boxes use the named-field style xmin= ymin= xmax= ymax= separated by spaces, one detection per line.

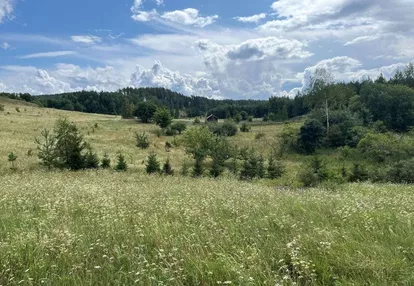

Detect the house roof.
xmin=206 ymin=114 xmax=218 ymax=119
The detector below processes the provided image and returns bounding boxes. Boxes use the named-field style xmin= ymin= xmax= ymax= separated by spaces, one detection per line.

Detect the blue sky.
xmin=0 ymin=0 xmax=413 ymax=99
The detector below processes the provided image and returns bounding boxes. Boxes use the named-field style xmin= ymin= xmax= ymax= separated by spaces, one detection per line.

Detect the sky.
xmin=0 ymin=0 xmax=413 ymax=99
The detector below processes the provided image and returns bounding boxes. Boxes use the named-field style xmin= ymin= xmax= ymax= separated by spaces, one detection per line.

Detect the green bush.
xmin=386 ymin=159 xmax=414 ymax=184
xmin=164 ymin=127 xmax=177 ymax=136
xmin=358 ymin=133 xmax=401 ymax=162
xmin=348 ymin=164 xmax=369 ymax=182
xmin=267 ymin=156 xmax=285 ymax=179
xmin=135 ymin=132 xmax=150 ymax=149
xmin=240 ymin=123 xmax=251 ymax=132
xmin=85 ymin=149 xmax=100 ymax=169
xmin=8 ymin=152 xmax=17 ymax=170
xmin=171 ymin=122 xmax=187 ymax=134
xmin=162 ymin=158 xmax=174 ymax=175
xmin=255 ymin=132 xmax=266 ymax=140
xmin=209 ymin=121 xmax=238 ymax=137
xmin=0 ymin=104 xmax=4 ymax=111
xmin=298 ymin=157 xmax=328 ymax=187
xmin=240 ymin=150 xmax=265 ymax=180
xmin=299 ymin=119 xmax=325 ymax=154
xmin=115 ymin=153 xmax=128 ymax=171
xmin=146 ymin=153 xmax=161 ymax=174
xmin=101 ymin=153 xmax=111 ymax=169
xmin=153 ymin=108 xmax=172 ymax=129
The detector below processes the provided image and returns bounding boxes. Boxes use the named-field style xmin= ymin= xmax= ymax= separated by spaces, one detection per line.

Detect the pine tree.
xmin=135 ymin=132 xmax=150 ymax=149
xmin=35 ymin=129 xmax=57 ymax=170
xmin=180 ymin=160 xmax=191 ymax=176
xmin=115 ymin=153 xmax=128 ymax=171
xmin=257 ymin=155 xmax=265 ymax=178
xmin=146 ymin=153 xmax=160 ymax=174
xmin=101 ymin=153 xmax=111 ymax=169
xmin=267 ymin=155 xmax=285 ymax=179
xmin=192 ymin=158 xmax=204 ymax=178
xmin=162 ymin=158 xmax=174 ymax=175
xmin=85 ymin=149 xmax=100 ymax=169
xmin=210 ymin=158 xmax=224 ymax=178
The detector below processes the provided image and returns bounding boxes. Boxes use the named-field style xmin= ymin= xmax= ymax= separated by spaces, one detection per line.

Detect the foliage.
xmin=209 ymin=121 xmax=238 ymax=137
xmin=53 ymin=118 xmax=88 ymax=170
xmin=267 ymin=155 xmax=285 ymax=179
xmin=194 ymin=118 xmax=201 ymax=125
xmin=240 ymin=123 xmax=251 ymax=132
xmin=84 ymin=149 xmax=100 ymax=169
xmin=0 ymin=104 xmax=4 ymax=111
xmin=8 ymin=152 xmax=17 ymax=170
xmin=299 ymin=119 xmax=326 ymax=154
xmin=35 ymin=129 xmax=57 ymax=170
xmin=101 ymin=153 xmax=111 ymax=169
xmin=164 ymin=127 xmax=177 ymax=136
xmin=298 ymin=157 xmax=328 ymax=187
xmin=182 ymin=126 xmax=215 ymax=161
xmin=170 ymin=122 xmax=187 ymax=134
xmin=153 ymin=108 xmax=173 ymax=129
xmin=146 ymin=153 xmax=161 ymax=174
xmin=386 ymin=158 xmax=414 ymax=184
xmin=114 ymin=153 xmax=128 ymax=171
xmin=358 ymin=133 xmax=400 ymax=162
xmin=162 ymin=158 xmax=174 ymax=176
xmin=180 ymin=160 xmax=191 ymax=176
xmin=135 ymin=102 xmax=157 ymax=123
xmin=240 ymin=150 xmax=265 ymax=180
xmin=348 ymin=164 xmax=369 ymax=182
xmin=192 ymin=158 xmax=204 ymax=178
xmin=121 ymin=98 xmax=135 ymax=119
xmin=135 ymin=132 xmax=150 ymax=149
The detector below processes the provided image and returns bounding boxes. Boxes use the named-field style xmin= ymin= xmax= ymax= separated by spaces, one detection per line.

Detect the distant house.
xmin=205 ymin=114 xmax=218 ymax=123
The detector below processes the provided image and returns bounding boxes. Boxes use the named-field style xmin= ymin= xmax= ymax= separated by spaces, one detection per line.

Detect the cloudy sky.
xmin=0 ymin=0 xmax=413 ymax=99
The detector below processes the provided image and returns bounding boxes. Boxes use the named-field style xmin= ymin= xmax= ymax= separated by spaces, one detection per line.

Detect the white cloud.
xmin=71 ymin=35 xmax=102 ymax=44
xmin=131 ymin=61 xmax=221 ymax=98
xmin=161 ymin=8 xmax=218 ymax=28
xmin=234 ymin=13 xmax=266 ymax=24
xmin=0 ymin=82 xmax=6 ymax=90
xmin=344 ymin=35 xmax=383 ymax=46
xmin=0 ymin=0 xmax=13 ymax=23
xmin=19 ymin=51 xmax=77 ymax=59
xmin=131 ymin=9 xmax=158 ymax=22
xmin=0 ymin=41 xmax=10 ymax=50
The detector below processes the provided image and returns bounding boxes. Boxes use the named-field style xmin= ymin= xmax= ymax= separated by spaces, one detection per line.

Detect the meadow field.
xmin=1 ymin=98 xmax=414 ymax=285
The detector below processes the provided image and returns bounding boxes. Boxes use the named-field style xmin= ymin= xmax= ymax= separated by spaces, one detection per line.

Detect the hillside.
xmin=1 ymin=99 xmax=414 ymax=284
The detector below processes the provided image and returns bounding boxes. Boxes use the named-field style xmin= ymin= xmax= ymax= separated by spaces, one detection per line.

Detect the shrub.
xmin=240 ymin=151 xmax=264 ymax=180
xmin=146 ymin=153 xmax=160 ymax=174
xmin=193 ymin=118 xmax=201 ymax=125
xmin=240 ymin=123 xmax=251 ymax=132
xmin=248 ymin=116 xmax=253 ymax=122
xmin=267 ymin=156 xmax=285 ymax=179
xmin=136 ymin=132 xmax=150 ymax=149
xmin=8 ymin=152 xmax=17 ymax=170
xmin=165 ymin=141 xmax=172 ymax=152
xmin=154 ymin=128 xmax=163 ymax=138
xmin=101 ymin=153 xmax=111 ymax=169
xmin=162 ymin=158 xmax=174 ymax=175
xmin=233 ymin=113 xmax=242 ymax=123
xmin=193 ymin=158 xmax=204 ymax=178
xmin=386 ymin=159 xmax=414 ymax=184
xmin=357 ymin=133 xmax=400 ymax=162
xmin=348 ymin=164 xmax=369 ymax=182
xmin=153 ymin=108 xmax=172 ymax=129
xmin=115 ymin=153 xmax=128 ymax=171
xmin=15 ymin=107 xmax=20 ymax=113
xmin=54 ymin=118 xmax=87 ymax=170
xmin=171 ymin=122 xmax=187 ymax=134
xmin=0 ymin=104 xmax=4 ymax=111
xmin=210 ymin=158 xmax=225 ymax=178
xmin=135 ymin=102 xmax=157 ymax=123
xmin=240 ymin=111 xmax=249 ymax=121
xmin=164 ymin=127 xmax=177 ymax=136
xmin=298 ymin=119 xmax=325 ymax=154
xmin=85 ymin=149 xmax=100 ymax=169
xmin=35 ymin=129 xmax=57 ymax=170
xmin=298 ymin=157 xmax=328 ymax=187
xmin=180 ymin=160 xmax=191 ymax=176
xmin=209 ymin=121 xmax=238 ymax=137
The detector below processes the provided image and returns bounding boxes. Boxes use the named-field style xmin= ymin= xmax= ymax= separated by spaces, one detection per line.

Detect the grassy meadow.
xmin=1 ymin=98 xmax=414 ymax=285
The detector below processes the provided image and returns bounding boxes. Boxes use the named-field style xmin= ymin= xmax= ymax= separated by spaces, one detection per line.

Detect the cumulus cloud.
xmin=0 ymin=0 xmax=13 ymax=23
xmin=344 ymin=35 xmax=383 ymax=46
xmin=131 ymin=61 xmax=221 ymax=98
xmin=19 ymin=51 xmax=77 ymax=59
xmin=226 ymin=37 xmax=312 ymax=61
xmin=71 ymin=35 xmax=102 ymax=44
xmin=234 ymin=13 xmax=266 ymax=24
xmin=161 ymin=8 xmax=218 ymax=28
xmin=0 ymin=42 xmax=10 ymax=50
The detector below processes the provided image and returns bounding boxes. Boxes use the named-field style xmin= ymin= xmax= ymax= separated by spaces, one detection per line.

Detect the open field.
xmin=1 ymin=98 xmax=414 ymax=285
